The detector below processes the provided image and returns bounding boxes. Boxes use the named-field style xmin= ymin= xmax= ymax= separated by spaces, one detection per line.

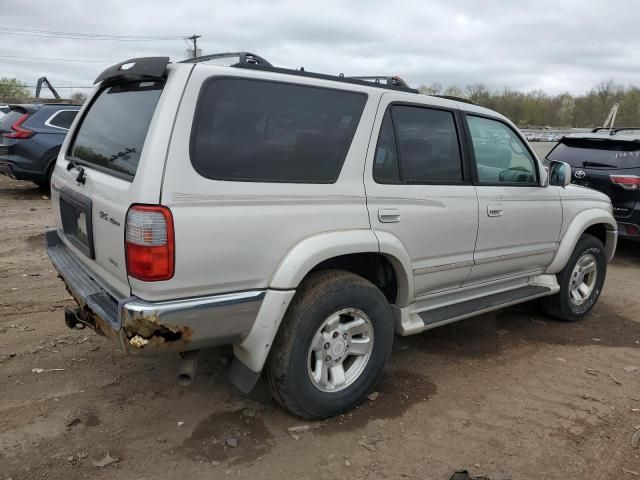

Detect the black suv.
xmin=0 ymin=103 xmax=80 ymax=188
xmin=546 ymin=129 xmax=640 ymax=241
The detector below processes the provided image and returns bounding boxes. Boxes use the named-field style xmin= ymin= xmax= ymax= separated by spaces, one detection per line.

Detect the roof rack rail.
xmin=346 ymin=75 xmax=410 ymax=89
xmin=179 ymin=51 xmax=418 ymax=93
xmin=180 ymin=51 xmax=272 ymax=67
xmin=432 ymin=95 xmax=478 ymax=106
xmin=591 ymin=127 xmax=640 ymax=135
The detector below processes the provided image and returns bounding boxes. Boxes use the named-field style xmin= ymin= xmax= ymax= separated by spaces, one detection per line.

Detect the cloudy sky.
xmin=1 ymin=0 xmax=640 ymax=98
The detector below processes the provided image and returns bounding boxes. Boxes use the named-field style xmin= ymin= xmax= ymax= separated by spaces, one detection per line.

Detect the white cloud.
xmin=1 ymin=0 xmax=639 ymax=96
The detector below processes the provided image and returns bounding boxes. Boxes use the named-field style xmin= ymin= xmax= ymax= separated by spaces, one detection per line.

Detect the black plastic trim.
xmin=59 ymin=187 xmax=95 ymax=259
xmin=94 ymin=57 xmax=170 ymax=85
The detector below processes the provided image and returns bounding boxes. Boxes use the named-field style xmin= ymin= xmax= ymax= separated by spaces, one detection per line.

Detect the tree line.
xmin=418 ymin=80 xmax=640 ymax=128
xmin=0 ymin=77 xmax=86 ymax=103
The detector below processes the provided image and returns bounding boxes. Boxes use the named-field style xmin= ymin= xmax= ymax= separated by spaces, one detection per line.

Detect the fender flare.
xmin=545 ymin=209 xmax=617 ymax=274
xmin=269 ymin=229 xmax=381 ymax=289
xmin=231 ymin=229 xmax=414 ymax=384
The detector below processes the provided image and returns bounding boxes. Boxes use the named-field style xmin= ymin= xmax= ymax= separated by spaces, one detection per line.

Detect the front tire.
xmin=265 ymin=269 xmax=394 ymax=419
xmin=542 ymin=234 xmax=607 ymax=322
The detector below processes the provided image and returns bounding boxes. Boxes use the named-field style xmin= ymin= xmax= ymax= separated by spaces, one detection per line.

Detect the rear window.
xmin=548 ymin=138 xmax=640 ymax=169
xmin=47 ymin=110 xmax=77 ymax=130
xmin=69 ymin=81 xmax=163 ymax=180
xmin=190 ymin=78 xmax=367 ymax=183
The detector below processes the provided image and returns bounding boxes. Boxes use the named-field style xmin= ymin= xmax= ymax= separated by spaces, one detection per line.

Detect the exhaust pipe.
xmin=177 ymin=350 xmax=200 ymax=386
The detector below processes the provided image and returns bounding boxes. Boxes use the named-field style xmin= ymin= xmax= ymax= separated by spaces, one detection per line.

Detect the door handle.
xmin=487 ymin=205 xmax=503 ymax=217
xmin=378 ymin=208 xmax=401 ymax=223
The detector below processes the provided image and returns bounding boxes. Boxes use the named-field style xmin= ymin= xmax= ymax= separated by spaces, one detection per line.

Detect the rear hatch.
xmin=51 ymin=72 xmax=173 ymax=301
xmin=547 ymin=136 xmax=640 ymax=218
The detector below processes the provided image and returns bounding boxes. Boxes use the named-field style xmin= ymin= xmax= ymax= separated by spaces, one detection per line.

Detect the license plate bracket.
xmin=59 ymin=187 xmax=95 ymax=259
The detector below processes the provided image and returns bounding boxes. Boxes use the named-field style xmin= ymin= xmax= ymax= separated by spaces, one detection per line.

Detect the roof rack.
xmin=591 ymin=127 xmax=640 ymax=135
xmin=432 ymin=95 xmax=478 ymax=106
xmin=179 ymin=51 xmax=418 ymax=93
xmin=346 ymin=75 xmax=410 ymax=89
xmin=179 ymin=51 xmax=272 ymax=67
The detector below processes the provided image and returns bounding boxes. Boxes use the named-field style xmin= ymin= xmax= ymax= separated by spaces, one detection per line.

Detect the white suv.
xmin=46 ymin=53 xmax=617 ymax=419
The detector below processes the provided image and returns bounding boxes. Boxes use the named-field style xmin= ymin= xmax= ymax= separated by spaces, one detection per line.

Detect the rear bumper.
xmin=0 ymin=144 xmax=49 ymax=183
xmin=617 ymin=210 xmax=640 ymax=241
xmin=46 ymin=230 xmax=265 ymax=355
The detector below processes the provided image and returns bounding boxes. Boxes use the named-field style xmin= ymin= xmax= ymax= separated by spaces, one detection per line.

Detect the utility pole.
xmin=187 ymin=34 xmax=201 ymax=58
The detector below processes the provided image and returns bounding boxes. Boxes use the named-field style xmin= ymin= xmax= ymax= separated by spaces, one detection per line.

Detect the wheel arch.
xmin=231 ymin=230 xmax=413 ymax=387
xmin=545 ymin=209 xmax=617 ymax=274
xmin=268 ymin=229 xmax=413 ymax=306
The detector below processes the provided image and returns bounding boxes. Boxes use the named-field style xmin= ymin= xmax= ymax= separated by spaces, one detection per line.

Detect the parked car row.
xmin=0 ymin=103 xmax=80 ymax=188
xmin=524 ymin=132 xmax=560 ymax=142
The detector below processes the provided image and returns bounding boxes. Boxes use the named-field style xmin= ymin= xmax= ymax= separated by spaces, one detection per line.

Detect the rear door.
xmin=364 ymin=94 xmax=479 ymax=298
xmin=51 ymin=65 xmax=191 ymax=298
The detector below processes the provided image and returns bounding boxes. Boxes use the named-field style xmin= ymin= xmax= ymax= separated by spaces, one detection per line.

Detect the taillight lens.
xmin=610 ymin=175 xmax=640 ymax=190
xmin=5 ymin=113 xmax=34 ymax=139
xmin=125 ymin=205 xmax=174 ymax=281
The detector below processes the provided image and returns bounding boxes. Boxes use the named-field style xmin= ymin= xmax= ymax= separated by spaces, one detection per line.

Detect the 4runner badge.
xmin=99 ymin=210 xmax=121 ymax=227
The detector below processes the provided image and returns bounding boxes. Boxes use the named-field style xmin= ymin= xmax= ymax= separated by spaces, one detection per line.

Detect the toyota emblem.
xmin=574 ymin=170 xmax=586 ymax=179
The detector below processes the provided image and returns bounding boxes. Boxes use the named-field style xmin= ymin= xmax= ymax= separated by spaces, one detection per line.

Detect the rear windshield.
xmin=548 ymin=138 xmax=640 ymax=169
xmin=69 ymin=81 xmax=163 ymax=180
xmin=190 ymin=78 xmax=367 ymax=183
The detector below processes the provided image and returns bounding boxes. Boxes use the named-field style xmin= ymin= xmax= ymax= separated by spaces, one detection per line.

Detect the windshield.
xmin=69 ymin=80 xmax=163 ymax=180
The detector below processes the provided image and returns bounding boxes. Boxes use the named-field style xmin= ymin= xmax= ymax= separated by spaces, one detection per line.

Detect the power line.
xmin=0 ymin=26 xmax=186 ymax=41
xmin=0 ymin=53 xmax=114 ymax=63
xmin=0 ymin=83 xmax=94 ymax=89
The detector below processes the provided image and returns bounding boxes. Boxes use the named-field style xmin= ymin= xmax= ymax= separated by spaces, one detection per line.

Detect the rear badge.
xmin=99 ymin=210 xmax=121 ymax=227
xmin=574 ymin=170 xmax=586 ymax=179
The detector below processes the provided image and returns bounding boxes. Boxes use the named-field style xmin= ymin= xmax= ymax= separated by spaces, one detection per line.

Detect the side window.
xmin=392 ymin=105 xmax=463 ymax=183
xmin=373 ymin=110 xmax=400 ymax=183
xmin=467 ymin=115 xmax=538 ymax=184
xmin=191 ymin=78 xmax=367 ymax=183
xmin=48 ymin=110 xmax=78 ymax=130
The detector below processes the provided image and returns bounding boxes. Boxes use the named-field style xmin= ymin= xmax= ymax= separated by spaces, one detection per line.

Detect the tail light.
xmin=5 ymin=113 xmax=34 ymax=139
xmin=610 ymin=175 xmax=640 ymax=190
xmin=125 ymin=205 xmax=174 ymax=281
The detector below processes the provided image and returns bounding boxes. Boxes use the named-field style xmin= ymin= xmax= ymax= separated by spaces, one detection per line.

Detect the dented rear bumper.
xmin=46 ymin=230 xmax=265 ymax=355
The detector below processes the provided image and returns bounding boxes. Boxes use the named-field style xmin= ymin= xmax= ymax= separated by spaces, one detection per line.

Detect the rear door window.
xmin=190 ymin=78 xmax=367 ymax=183
xmin=69 ymin=81 xmax=163 ymax=180
xmin=373 ymin=105 xmax=463 ymax=184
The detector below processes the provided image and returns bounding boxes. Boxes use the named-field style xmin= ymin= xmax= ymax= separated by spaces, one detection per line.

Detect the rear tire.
xmin=34 ymin=160 xmax=55 ymax=191
xmin=265 ymin=269 xmax=394 ymax=419
xmin=541 ymin=234 xmax=607 ymax=322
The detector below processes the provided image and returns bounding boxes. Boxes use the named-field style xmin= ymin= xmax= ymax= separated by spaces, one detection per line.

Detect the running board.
xmin=419 ymin=284 xmax=551 ymax=327
xmin=394 ymin=284 xmax=556 ymax=336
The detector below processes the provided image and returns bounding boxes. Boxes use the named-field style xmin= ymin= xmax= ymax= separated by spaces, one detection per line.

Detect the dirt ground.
xmin=1 ymin=172 xmax=639 ymax=480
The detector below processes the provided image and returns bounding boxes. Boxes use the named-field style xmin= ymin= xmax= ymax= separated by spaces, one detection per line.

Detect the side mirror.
xmin=548 ymin=160 xmax=572 ymax=187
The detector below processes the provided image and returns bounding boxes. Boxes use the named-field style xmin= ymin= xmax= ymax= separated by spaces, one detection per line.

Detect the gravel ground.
xmin=1 ymin=174 xmax=639 ymax=480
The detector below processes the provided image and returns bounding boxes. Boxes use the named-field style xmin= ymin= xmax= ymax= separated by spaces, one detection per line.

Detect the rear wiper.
xmin=582 ymin=161 xmax=616 ymax=168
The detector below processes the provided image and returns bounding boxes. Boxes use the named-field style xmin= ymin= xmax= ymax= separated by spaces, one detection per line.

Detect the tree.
xmin=0 ymin=77 xmax=30 ymax=98
xmin=418 ymin=82 xmax=442 ymax=95
xmin=70 ymin=91 xmax=87 ymax=103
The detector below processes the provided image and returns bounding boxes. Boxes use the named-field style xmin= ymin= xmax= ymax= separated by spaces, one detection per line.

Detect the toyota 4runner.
xmin=46 ymin=53 xmax=617 ymax=419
